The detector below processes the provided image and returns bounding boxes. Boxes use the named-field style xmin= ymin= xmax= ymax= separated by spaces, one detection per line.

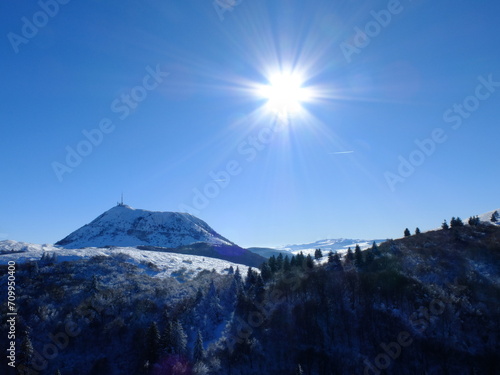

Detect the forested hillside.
xmin=2 ymin=223 xmax=499 ymax=375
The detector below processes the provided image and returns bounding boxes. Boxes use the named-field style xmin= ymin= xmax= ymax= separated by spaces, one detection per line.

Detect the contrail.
xmin=329 ymin=151 xmax=354 ymax=154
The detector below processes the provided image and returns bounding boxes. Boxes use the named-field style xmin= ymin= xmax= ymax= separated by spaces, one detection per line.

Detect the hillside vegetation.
xmin=1 ymin=224 xmax=499 ymax=375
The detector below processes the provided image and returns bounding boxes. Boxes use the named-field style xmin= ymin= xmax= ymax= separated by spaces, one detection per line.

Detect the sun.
xmin=258 ymin=72 xmax=311 ymax=117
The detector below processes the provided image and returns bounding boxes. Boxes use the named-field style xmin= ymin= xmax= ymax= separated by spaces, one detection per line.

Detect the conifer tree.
xmin=314 ymin=248 xmax=323 ymax=259
xmin=276 ymin=253 xmax=284 ymax=270
xmin=491 ymin=211 xmax=498 ymax=223
xmin=260 ymin=261 xmax=272 ymax=282
xmin=354 ymin=245 xmax=363 ymax=267
xmin=468 ymin=216 xmax=480 ymax=226
xmin=268 ymin=256 xmax=278 ymax=273
xmin=245 ymin=267 xmax=257 ymax=290
xmin=204 ymin=280 xmax=222 ymax=323
xmin=415 ymin=227 xmax=421 ymax=235
xmin=233 ymin=267 xmax=242 ymax=287
xmin=371 ymin=241 xmax=380 ymax=256
xmin=442 ymin=220 xmax=449 ymax=230
xmin=254 ymin=274 xmax=265 ymax=302
xmin=306 ymin=254 xmax=314 ymax=269
xmin=146 ymin=321 xmax=161 ymax=363
xmin=296 ymin=252 xmax=306 ymax=268
xmin=193 ymin=330 xmax=205 ymax=363
xmin=171 ymin=319 xmax=187 ymax=355
xmin=404 ymin=228 xmax=411 ymax=237
xmin=331 ymin=252 xmax=342 ymax=270
xmin=283 ymin=255 xmax=291 ymax=273
xmin=346 ymin=247 xmax=354 ymax=262
xmin=451 ymin=217 xmax=464 ymax=228
xmin=161 ymin=321 xmax=173 ymax=353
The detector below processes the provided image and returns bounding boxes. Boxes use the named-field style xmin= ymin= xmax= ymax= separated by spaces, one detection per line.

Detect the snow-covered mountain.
xmin=271 ymin=238 xmax=386 ymax=256
xmin=56 ymin=204 xmax=234 ymax=249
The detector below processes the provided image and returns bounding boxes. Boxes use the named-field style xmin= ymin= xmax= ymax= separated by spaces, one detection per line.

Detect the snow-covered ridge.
xmin=477 ymin=208 xmax=500 ymax=224
xmin=0 ymin=240 xmax=250 ymax=281
xmin=273 ymin=238 xmax=386 ymax=256
xmin=56 ymin=204 xmax=234 ymax=249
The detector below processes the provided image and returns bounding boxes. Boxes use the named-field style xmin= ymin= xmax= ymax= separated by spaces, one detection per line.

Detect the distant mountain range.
xmin=248 ymin=238 xmax=386 ymax=258
xmin=248 ymin=208 xmax=500 ymax=259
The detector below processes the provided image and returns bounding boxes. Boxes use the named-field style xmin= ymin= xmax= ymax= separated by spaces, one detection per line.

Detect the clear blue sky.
xmin=1 ymin=0 xmax=499 ymax=248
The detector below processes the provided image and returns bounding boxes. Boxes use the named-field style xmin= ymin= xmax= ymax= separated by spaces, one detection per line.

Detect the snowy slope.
xmin=273 ymin=238 xmax=386 ymax=256
xmin=478 ymin=208 xmax=500 ymax=224
xmin=0 ymin=240 xmax=251 ymax=281
xmin=56 ymin=204 xmax=234 ymax=249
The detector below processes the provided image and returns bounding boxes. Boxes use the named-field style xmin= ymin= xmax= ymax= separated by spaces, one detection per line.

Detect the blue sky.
xmin=1 ymin=0 xmax=499 ymax=248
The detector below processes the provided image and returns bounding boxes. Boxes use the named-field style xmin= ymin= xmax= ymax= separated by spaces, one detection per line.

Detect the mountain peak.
xmin=56 ymin=205 xmax=234 ymax=249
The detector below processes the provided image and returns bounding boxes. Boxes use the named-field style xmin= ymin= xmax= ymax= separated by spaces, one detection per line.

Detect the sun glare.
xmin=258 ymin=72 xmax=311 ymax=117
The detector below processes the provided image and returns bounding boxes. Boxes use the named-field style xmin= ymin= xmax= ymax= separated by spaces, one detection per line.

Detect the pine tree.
xmin=371 ymin=241 xmax=380 ymax=256
xmin=404 ymin=228 xmax=411 ymax=237
xmin=283 ymin=256 xmax=291 ymax=273
xmin=245 ymin=267 xmax=257 ymax=290
xmin=296 ymin=252 xmax=306 ymax=268
xmin=161 ymin=321 xmax=173 ymax=354
xmin=354 ymin=245 xmax=363 ymax=267
xmin=254 ymin=274 xmax=265 ymax=302
xmin=492 ymin=211 xmax=499 ymax=223
xmin=442 ymin=220 xmax=449 ymax=230
xmin=228 ymin=265 xmax=234 ymax=274
xmin=260 ymin=262 xmax=272 ymax=282
xmin=268 ymin=256 xmax=278 ymax=273
xmin=233 ymin=267 xmax=242 ymax=287
xmin=451 ymin=217 xmax=464 ymax=228
xmin=331 ymin=252 xmax=342 ymax=270
xmin=468 ymin=216 xmax=480 ymax=226
xmin=193 ymin=330 xmax=205 ymax=363
xmin=146 ymin=322 xmax=161 ymax=363
xmin=346 ymin=247 xmax=354 ymax=262
xmin=306 ymin=254 xmax=314 ymax=269
xmin=415 ymin=227 xmax=421 ymax=235
xmin=276 ymin=253 xmax=284 ymax=270
xmin=314 ymin=249 xmax=323 ymax=260
xmin=328 ymin=251 xmax=334 ymax=263
xmin=171 ymin=319 xmax=187 ymax=355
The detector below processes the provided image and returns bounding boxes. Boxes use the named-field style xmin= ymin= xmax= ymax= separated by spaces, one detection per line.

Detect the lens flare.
xmin=257 ymin=72 xmax=312 ymax=117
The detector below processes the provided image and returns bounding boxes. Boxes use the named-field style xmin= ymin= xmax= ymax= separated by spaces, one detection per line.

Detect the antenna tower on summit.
xmin=118 ymin=193 xmax=124 ymax=206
